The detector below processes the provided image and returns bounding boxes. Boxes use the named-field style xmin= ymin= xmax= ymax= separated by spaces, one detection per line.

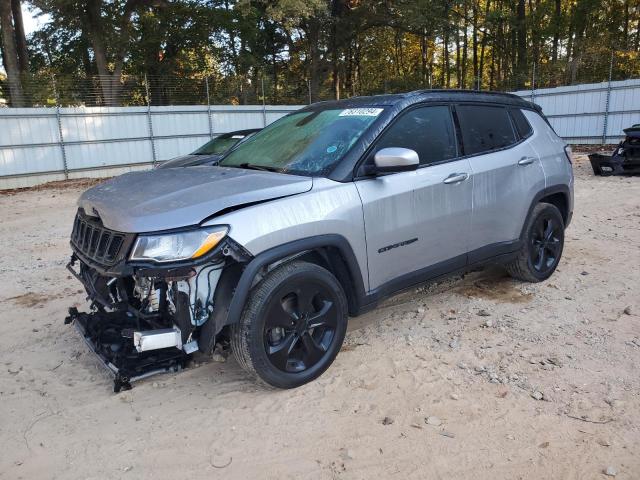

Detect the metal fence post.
xmin=144 ymin=74 xmax=158 ymax=165
xmin=261 ymin=77 xmax=267 ymax=127
xmin=530 ymin=62 xmax=536 ymax=103
xmin=602 ymin=51 xmax=614 ymax=145
xmin=205 ymin=76 xmax=213 ymax=139
xmin=51 ymin=74 xmax=69 ymax=180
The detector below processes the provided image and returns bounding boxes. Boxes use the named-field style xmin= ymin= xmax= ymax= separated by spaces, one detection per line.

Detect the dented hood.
xmin=78 ymin=166 xmax=313 ymax=232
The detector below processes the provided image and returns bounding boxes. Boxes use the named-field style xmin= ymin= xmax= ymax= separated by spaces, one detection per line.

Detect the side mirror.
xmin=374 ymin=147 xmax=419 ymax=173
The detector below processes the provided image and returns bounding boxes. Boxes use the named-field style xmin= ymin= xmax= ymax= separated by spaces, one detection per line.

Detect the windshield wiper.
xmin=237 ymin=163 xmax=280 ymax=173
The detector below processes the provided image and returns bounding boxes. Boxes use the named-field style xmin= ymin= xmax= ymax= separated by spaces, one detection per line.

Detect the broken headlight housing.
xmin=130 ymin=226 xmax=228 ymax=263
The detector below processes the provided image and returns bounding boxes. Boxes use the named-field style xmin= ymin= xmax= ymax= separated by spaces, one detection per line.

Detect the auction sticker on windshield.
xmin=339 ymin=108 xmax=383 ymax=117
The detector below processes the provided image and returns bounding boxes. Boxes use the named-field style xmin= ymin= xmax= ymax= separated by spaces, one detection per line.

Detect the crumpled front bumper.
xmin=589 ymin=153 xmax=640 ymax=175
xmin=66 ymin=307 xmax=189 ymax=392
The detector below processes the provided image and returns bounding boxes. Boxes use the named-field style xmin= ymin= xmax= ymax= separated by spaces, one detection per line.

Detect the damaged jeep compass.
xmin=66 ymin=90 xmax=574 ymax=391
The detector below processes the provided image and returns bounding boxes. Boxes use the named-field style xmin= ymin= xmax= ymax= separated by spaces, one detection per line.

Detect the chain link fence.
xmin=0 ymin=74 xmax=316 ymax=108
xmin=1 ymin=48 xmax=639 ymax=108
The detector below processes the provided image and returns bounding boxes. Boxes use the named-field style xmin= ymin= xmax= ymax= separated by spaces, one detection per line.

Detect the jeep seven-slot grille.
xmin=71 ymin=210 xmax=127 ymax=266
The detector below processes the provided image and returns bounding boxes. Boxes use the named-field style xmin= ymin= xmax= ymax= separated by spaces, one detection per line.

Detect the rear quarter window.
xmin=509 ymin=108 xmax=533 ymax=139
xmin=456 ymin=105 xmax=516 ymax=155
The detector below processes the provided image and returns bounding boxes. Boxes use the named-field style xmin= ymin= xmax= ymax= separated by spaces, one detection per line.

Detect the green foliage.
xmin=3 ymin=0 xmax=639 ymax=106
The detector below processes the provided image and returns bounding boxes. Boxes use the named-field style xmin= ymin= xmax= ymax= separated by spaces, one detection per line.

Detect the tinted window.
xmin=510 ymin=108 xmax=533 ymax=139
xmin=375 ymin=105 xmax=457 ymax=165
xmin=456 ymin=105 xmax=516 ymax=155
xmin=192 ymin=136 xmax=240 ymax=155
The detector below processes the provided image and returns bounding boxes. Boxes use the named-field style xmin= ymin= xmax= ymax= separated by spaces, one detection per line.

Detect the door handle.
xmin=443 ymin=173 xmax=469 ymax=184
xmin=518 ymin=156 xmax=536 ymax=166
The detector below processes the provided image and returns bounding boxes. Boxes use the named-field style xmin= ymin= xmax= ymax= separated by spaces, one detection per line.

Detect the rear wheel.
xmin=231 ymin=260 xmax=348 ymax=388
xmin=505 ymin=202 xmax=565 ymax=283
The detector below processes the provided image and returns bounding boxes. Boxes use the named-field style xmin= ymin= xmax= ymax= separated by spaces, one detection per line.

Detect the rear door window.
xmin=374 ymin=105 xmax=457 ymax=166
xmin=456 ymin=105 xmax=516 ymax=155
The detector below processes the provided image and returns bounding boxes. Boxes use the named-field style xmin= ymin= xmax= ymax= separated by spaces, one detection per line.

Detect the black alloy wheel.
xmin=231 ymin=261 xmax=348 ymax=388
xmin=529 ymin=214 xmax=563 ymax=274
xmin=263 ymin=280 xmax=339 ymax=373
xmin=505 ymin=202 xmax=565 ymax=283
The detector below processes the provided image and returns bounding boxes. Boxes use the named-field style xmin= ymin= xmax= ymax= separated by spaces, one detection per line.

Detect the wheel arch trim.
xmin=520 ymin=184 xmax=572 ymax=240
xmin=221 ymin=235 xmax=366 ymax=334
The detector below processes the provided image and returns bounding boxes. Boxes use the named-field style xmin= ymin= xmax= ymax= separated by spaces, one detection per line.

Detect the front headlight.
xmin=130 ymin=226 xmax=228 ymax=263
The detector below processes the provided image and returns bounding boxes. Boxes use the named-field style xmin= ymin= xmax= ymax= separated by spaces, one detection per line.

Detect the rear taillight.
xmin=564 ymin=145 xmax=573 ymax=164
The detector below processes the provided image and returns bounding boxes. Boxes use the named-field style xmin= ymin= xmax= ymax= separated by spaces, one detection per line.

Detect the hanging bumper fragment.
xmin=66 ymin=307 xmax=189 ymax=392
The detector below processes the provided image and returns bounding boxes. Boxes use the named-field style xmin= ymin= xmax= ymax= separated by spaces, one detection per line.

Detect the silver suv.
xmin=66 ymin=90 xmax=574 ymax=391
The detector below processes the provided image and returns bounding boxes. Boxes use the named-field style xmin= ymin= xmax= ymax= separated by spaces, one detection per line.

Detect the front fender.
xmin=197 ymin=234 xmax=366 ymax=353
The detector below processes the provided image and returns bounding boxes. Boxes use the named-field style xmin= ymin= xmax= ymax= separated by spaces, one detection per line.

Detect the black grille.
xmin=71 ymin=210 xmax=129 ymax=266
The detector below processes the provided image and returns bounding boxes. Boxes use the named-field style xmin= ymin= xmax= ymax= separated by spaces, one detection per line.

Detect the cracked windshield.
xmin=219 ymin=107 xmax=383 ymax=175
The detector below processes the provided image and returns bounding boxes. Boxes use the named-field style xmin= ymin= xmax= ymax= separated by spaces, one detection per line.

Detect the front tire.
xmin=505 ymin=202 xmax=565 ymax=283
xmin=231 ymin=260 xmax=348 ymax=388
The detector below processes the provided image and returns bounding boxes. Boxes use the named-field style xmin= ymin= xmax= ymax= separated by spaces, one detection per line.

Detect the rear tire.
xmin=505 ymin=202 xmax=565 ymax=283
xmin=231 ymin=260 xmax=348 ymax=388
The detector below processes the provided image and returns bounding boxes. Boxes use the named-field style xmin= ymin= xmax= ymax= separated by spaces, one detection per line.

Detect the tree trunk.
xmin=421 ymin=30 xmax=428 ymax=86
xmin=0 ymin=0 xmax=24 ymax=106
xmin=271 ymin=49 xmax=278 ymax=103
xmin=354 ymin=39 xmax=361 ymax=95
xmin=528 ymin=0 xmax=540 ymax=88
xmin=622 ymin=0 xmax=629 ymax=50
xmin=489 ymin=48 xmax=495 ymax=90
xmin=478 ymin=0 xmax=491 ymax=90
xmin=567 ymin=2 xmax=588 ymax=85
xmin=461 ymin=0 xmax=468 ymax=89
xmin=551 ymin=0 xmax=561 ymax=64
xmin=472 ymin=0 xmax=478 ymax=89
xmin=442 ymin=0 xmax=451 ymax=87
xmin=307 ymin=19 xmax=321 ymax=102
xmin=10 ymin=0 xmax=27 ymax=73
xmin=89 ymin=31 xmax=118 ymax=105
xmin=515 ymin=0 xmax=527 ymax=89
xmin=331 ymin=22 xmax=339 ymax=100
xmin=455 ymin=22 xmax=461 ymax=87
xmin=85 ymin=0 xmax=120 ymax=105
xmin=84 ymin=0 xmax=147 ymax=106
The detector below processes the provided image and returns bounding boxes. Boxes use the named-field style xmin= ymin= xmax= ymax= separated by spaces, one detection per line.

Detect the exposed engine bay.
xmin=65 ymin=208 xmax=251 ymax=392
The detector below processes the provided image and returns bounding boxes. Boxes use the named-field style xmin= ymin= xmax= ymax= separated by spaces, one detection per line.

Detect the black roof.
xmin=301 ymin=89 xmax=538 ymax=112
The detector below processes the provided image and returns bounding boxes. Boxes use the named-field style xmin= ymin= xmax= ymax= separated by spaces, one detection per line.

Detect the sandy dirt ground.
xmin=0 ymin=155 xmax=639 ymax=479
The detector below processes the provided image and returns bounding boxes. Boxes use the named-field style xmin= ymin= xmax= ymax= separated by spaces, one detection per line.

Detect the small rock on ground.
xmin=425 ymin=416 xmax=442 ymax=426
xmin=604 ymin=466 xmax=617 ymax=477
xmin=211 ymin=353 xmax=226 ymax=363
xmin=340 ymin=448 xmax=356 ymax=460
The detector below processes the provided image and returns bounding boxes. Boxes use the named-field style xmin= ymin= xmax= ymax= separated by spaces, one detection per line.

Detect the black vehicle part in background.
xmin=589 ymin=124 xmax=640 ymax=176
xmin=65 ymin=307 xmax=188 ymax=392
xmin=588 ymin=153 xmax=617 ymax=176
xmin=589 ymin=151 xmax=640 ymax=176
